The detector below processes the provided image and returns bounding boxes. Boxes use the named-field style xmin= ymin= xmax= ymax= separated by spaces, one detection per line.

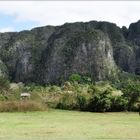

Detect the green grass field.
xmin=0 ymin=110 xmax=140 ymax=140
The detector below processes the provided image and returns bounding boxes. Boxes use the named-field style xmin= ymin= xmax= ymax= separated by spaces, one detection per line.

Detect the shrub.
xmin=110 ymin=96 xmax=128 ymax=111
xmin=69 ymin=74 xmax=92 ymax=84
xmin=57 ymin=91 xmax=78 ymax=110
xmin=122 ymin=81 xmax=140 ymax=111
xmin=81 ymin=76 xmax=92 ymax=84
xmin=131 ymin=102 xmax=140 ymax=111
xmin=76 ymin=93 xmax=92 ymax=111
xmin=88 ymin=89 xmax=112 ymax=112
xmin=77 ymin=94 xmax=87 ymax=110
xmin=69 ymin=74 xmax=81 ymax=83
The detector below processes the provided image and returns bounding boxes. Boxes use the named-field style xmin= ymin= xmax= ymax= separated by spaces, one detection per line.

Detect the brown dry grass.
xmin=0 ymin=101 xmax=46 ymax=112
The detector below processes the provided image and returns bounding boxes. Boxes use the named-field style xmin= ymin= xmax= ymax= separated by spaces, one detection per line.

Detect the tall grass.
xmin=0 ymin=101 xmax=46 ymax=112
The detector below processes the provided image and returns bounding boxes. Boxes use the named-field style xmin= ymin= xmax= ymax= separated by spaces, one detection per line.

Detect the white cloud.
xmin=0 ymin=1 xmax=140 ymax=31
xmin=0 ymin=27 xmax=15 ymax=33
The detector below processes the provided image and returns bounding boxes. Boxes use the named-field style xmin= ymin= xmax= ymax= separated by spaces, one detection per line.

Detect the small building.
xmin=20 ymin=92 xmax=31 ymax=100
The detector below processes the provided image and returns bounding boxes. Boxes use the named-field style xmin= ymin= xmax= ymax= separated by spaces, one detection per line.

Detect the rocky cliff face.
xmin=0 ymin=60 xmax=7 ymax=78
xmin=0 ymin=20 xmax=140 ymax=84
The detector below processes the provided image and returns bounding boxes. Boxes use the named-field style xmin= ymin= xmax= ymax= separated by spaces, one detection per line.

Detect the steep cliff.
xmin=0 ymin=20 xmax=140 ymax=84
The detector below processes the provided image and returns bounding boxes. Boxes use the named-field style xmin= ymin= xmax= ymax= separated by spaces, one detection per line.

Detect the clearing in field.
xmin=0 ymin=110 xmax=140 ymax=140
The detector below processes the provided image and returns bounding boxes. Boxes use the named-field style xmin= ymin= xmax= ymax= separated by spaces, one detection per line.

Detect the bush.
xmin=81 ymin=76 xmax=92 ymax=84
xmin=69 ymin=74 xmax=92 ymax=84
xmin=122 ymin=81 xmax=140 ymax=111
xmin=130 ymin=102 xmax=140 ymax=111
xmin=0 ymin=101 xmax=46 ymax=112
xmin=87 ymin=89 xmax=112 ymax=112
xmin=57 ymin=91 xmax=78 ymax=110
xmin=69 ymin=74 xmax=81 ymax=83
xmin=110 ymin=96 xmax=128 ymax=111
xmin=76 ymin=94 xmax=87 ymax=110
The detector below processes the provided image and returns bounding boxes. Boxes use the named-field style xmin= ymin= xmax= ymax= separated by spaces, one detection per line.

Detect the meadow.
xmin=0 ymin=109 xmax=140 ymax=140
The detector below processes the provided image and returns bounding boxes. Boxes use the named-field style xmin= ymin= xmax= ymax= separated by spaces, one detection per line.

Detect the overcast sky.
xmin=0 ymin=1 xmax=140 ymax=32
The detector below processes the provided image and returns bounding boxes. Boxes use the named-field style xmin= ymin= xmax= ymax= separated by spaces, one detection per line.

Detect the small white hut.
xmin=20 ymin=92 xmax=31 ymax=100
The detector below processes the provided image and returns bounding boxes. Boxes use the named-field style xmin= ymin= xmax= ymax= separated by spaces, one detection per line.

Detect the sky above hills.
xmin=0 ymin=1 xmax=140 ymax=32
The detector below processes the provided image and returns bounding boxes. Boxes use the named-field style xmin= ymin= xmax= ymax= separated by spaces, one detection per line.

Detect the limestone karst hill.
xmin=0 ymin=20 xmax=140 ymax=84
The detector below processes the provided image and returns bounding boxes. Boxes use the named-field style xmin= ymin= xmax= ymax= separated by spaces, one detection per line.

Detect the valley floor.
xmin=0 ymin=110 xmax=140 ymax=140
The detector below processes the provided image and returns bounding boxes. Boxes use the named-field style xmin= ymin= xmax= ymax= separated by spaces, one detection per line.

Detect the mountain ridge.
xmin=0 ymin=20 xmax=140 ymax=84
